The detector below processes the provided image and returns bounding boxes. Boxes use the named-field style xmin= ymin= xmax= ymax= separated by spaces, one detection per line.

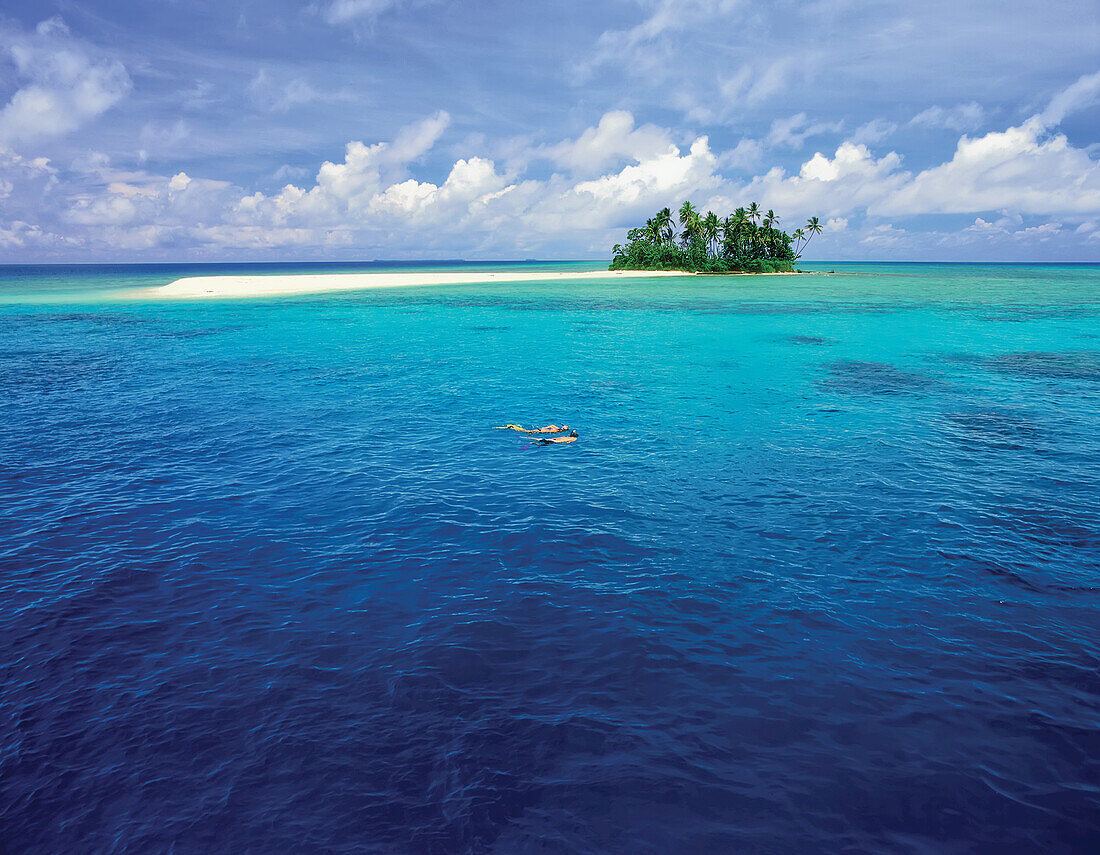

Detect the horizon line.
xmin=2 ymin=259 xmax=1099 ymax=268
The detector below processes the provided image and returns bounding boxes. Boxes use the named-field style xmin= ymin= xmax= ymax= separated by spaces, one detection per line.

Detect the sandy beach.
xmin=147 ymin=269 xmax=699 ymax=299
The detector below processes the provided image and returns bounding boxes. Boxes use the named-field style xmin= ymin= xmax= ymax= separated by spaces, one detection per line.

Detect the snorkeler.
xmin=495 ymin=423 xmax=571 ymax=434
xmin=534 ymin=430 xmax=578 ymax=445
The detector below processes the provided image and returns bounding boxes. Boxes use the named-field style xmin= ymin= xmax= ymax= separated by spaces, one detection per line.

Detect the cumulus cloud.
xmin=961 ymin=214 xmax=1063 ymax=242
xmin=717 ymin=73 xmax=1100 ymax=224
xmin=0 ymin=147 xmax=56 ymax=179
xmin=235 ymin=110 xmax=452 ymax=228
xmin=4 ymin=68 xmax=1100 ymax=260
xmin=66 ymin=165 xmax=233 ymax=229
xmin=0 ymin=219 xmax=75 ymax=249
xmin=539 ymin=111 xmax=678 ymax=175
xmin=537 ymin=136 xmax=720 ymax=232
xmin=231 ymin=111 xmax=722 ymax=245
xmin=877 ymin=119 xmax=1100 ymax=215
xmin=729 ymin=141 xmax=906 ymax=220
xmin=0 ymin=17 xmax=131 ymax=146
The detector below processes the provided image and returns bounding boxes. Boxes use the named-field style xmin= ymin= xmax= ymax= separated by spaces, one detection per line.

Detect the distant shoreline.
xmin=144 ymin=269 xmax=700 ymax=299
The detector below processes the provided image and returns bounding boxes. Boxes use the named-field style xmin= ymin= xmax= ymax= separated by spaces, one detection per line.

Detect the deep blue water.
xmin=1 ymin=262 xmax=1098 ymax=854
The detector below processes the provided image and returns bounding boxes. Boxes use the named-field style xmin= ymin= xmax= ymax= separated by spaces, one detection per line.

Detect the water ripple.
xmin=2 ymin=267 xmax=1099 ymax=853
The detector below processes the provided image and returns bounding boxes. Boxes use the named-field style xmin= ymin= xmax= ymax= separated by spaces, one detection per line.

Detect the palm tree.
xmin=678 ymin=201 xmax=698 ymax=246
xmin=747 ymin=202 xmax=760 ymax=225
xmin=791 ymin=227 xmax=806 ymax=258
xmin=678 ymin=201 xmax=697 ymax=230
xmin=702 ymin=211 xmax=720 ymax=257
xmin=655 ymin=207 xmax=675 ymax=244
xmin=799 ymin=216 xmax=823 ymax=256
xmin=681 ymin=202 xmax=704 ymax=250
xmin=721 ymin=215 xmax=737 ymax=259
xmin=765 ymin=209 xmax=778 ymax=228
xmin=727 ymin=208 xmax=747 ymax=257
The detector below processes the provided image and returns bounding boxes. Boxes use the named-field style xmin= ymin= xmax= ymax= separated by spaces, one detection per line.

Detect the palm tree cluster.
xmin=610 ymin=202 xmax=823 ymax=273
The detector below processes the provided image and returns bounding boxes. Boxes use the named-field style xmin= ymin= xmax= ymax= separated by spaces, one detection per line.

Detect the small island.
xmin=610 ymin=201 xmax=822 ymax=273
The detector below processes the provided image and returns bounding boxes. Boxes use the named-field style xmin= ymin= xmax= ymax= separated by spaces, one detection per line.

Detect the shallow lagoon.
xmin=2 ymin=262 xmax=1098 ymax=853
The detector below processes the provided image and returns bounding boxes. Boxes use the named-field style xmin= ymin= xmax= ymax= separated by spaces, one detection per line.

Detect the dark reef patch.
xmin=939 ymin=352 xmax=985 ymax=365
xmin=988 ymin=351 xmax=1100 ymax=382
xmin=982 ymin=306 xmax=1094 ymax=323
xmin=787 ymin=335 xmax=831 ymax=346
xmin=820 ymin=360 xmax=947 ymax=396
xmin=8 ymin=311 xmax=151 ymax=327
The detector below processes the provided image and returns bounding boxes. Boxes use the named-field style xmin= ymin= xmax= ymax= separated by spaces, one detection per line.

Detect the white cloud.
xmin=230 ymin=113 xmax=724 ymax=249
xmin=860 ymin=223 xmax=908 ymax=247
xmin=730 ymin=141 xmax=906 ymax=220
xmin=5 ymin=67 xmax=1100 ymax=260
xmin=367 ymin=157 xmax=510 ymax=221
xmin=64 ymin=160 xmax=232 ymax=231
xmin=247 ymin=69 xmax=353 ymax=113
xmin=766 ymin=113 xmax=844 ymax=149
xmin=719 ymin=59 xmax=800 ymax=109
xmin=962 ymin=215 xmax=1064 ymax=242
xmin=909 ymin=102 xmax=986 ymax=132
xmin=0 ymin=17 xmax=131 ymax=146
xmin=877 ymin=119 xmax=1100 ymax=215
xmin=540 ymin=111 xmax=678 ymax=175
xmin=583 ymin=0 xmax=747 ymax=81
xmin=322 ymin=0 xmax=400 ymax=25
xmin=1038 ymin=70 xmax=1100 ymax=127
xmin=717 ymin=138 xmax=764 ymax=171
xmin=559 ymin=136 xmax=718 ymax=215
xmin=233 ymin=111 xmax=459 ymax=228
xmin=717 ymin=73 xmax=1100 ymax=224
xmin=0 ymin=146 xmax=59 ymax=216
xmin=0 ymin=147 xmax=56 ymax=177
xmin=272 ymin=164 xmax=312 ymax=183
xmin=850 ymin=119 xmax=897 ymax=145
xmin=138 ymin=119 xmax=190 ymax=162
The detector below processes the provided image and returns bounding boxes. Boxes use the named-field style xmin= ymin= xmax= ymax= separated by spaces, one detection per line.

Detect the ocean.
xmin=1 ymin=262 xmax=1098 ymax=853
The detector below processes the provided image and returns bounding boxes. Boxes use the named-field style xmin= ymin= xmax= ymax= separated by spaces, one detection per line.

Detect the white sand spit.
xmin=147 ymin=269 xmax=698 ymax=299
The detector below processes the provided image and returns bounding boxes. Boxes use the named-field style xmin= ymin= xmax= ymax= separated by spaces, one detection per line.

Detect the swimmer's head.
xmin=570 ymin=430 xmax=578 ymax=437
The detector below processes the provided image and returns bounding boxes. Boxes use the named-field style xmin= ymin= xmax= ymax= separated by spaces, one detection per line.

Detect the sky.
xmin=0 ymin=0 xmax=1098 ymax=262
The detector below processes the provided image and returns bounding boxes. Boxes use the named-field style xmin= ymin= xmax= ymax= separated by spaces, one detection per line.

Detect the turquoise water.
xmin=2 ymin=262 xmax=1098 ymax=853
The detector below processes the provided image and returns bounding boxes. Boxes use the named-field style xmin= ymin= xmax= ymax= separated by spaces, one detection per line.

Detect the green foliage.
xmin=610 ymin=200 xmax=820 ymax=273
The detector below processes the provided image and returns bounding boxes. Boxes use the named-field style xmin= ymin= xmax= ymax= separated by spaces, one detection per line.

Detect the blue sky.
xmin=1 ymin=0 xmax=1098 ymax=261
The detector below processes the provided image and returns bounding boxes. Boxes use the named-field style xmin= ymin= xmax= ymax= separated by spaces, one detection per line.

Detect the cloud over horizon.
xmin=0 ymin=4 xmax=1097 ymax=261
